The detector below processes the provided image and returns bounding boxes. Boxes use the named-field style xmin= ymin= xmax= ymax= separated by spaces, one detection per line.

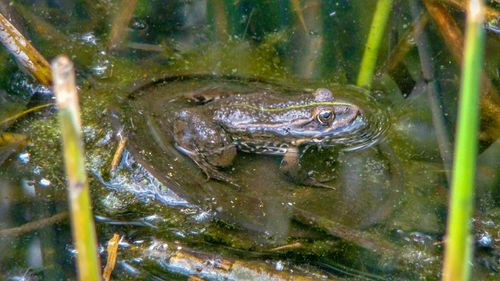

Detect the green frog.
xmin=173 ymin=87 xmax=384 ymax=187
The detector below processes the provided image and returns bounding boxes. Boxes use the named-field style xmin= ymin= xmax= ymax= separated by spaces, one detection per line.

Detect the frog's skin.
xmin=173 ymin=88 xmax=366 ymax=187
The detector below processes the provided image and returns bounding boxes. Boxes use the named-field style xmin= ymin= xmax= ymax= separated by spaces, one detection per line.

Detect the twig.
xmin=295 ymin=0 xmax=323 ymax=79
xmin=188 ymin=276 xmax=207 ymax=281
xmin=13 ymin=3 xmax=67 ymax=43
xmin=0 ymin=212 xmax=68 ymax=237
xmin=242 ymin=8 xmax=255 ymax=40
xmin=409 ymin=1 xmax=453 ymax=184
xmin=167 ymin=249 xmax=319 ymax=280
xmin=437 ymin=0 xmax=499 ymax=22
xmin=52 ymin=55 xmax=101 ymax=281
xmin=110 ymin=135 xmax=127 ymax=174
xmin=14 ymin=4 xmax=111 ymax=68
xmin=422 ymin=0 xmax=464 ymax=64
xmin=290 ymin=0 xmax=307 ymax=33
xmin=381 ymin=12 xmax=429 ymax=74
xmin=124 ymin=42 xmax=164 ymax=52
xmin=268 ymin=242 xmax=303 ymax=252
xmin=103 ymin=233 xmax=120 ymax=281
xmin=292 ymin=207 xmax=398 ymax=255
xmin=108 ymin=0 xmax=138 ymax=50
xmin=0 ymin=103 xmax=54 ymax=127
xmin=0 ymin=12 xmax=52 ymax=86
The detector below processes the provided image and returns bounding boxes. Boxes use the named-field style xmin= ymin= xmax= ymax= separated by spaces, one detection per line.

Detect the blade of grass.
xmin=52 ymin=55 xmax=101 ymax=281
xmin=442 ymin=1 xmax=485 ymax=280
xmin=356 ymin=0 xmax=393 ymax=88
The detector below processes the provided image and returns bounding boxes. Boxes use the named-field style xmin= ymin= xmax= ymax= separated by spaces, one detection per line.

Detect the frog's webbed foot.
xmin=280 ymin=147 xmax=336 ymax=190
xmin=174 ymin=112 xmax=240 ymax=188
xmin=177 ymin=144 xmax=241 ymax=189
xmin=301 ymin=178 xmax=336 ymax=190
xmin=197 ymin=160 xmax=241 ymax=189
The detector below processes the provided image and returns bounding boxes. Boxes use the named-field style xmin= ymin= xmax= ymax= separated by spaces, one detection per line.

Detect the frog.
xmin=173 ymin=87 xmax=372 ymax=187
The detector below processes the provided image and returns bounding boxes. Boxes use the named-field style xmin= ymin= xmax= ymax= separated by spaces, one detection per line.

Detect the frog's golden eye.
xmin=316 ymin=110 xmax=335 ymax=124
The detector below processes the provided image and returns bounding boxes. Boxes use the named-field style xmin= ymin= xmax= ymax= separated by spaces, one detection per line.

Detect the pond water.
xmin=0 ymin=1 xmax=498 ymax=280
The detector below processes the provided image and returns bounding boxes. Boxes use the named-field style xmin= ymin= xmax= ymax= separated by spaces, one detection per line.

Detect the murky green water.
xmin=0 ymin=1 xmax=498 ymax=280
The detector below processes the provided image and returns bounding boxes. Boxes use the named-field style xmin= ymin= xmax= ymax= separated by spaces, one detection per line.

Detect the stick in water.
xmin=0 ymin=12 xmax=52 ymax=86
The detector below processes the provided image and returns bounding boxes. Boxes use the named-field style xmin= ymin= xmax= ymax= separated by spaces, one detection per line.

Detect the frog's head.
xmin=288 ymin=88 xmax=364 ymax=143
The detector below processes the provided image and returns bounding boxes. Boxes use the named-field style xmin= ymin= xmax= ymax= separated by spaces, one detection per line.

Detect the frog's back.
xmin=211 ymin=92 xmax=315 ymax=133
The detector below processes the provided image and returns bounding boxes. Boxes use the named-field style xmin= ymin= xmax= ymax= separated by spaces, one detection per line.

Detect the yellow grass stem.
xmin=52 ymin=55 xmax=101 ymax=281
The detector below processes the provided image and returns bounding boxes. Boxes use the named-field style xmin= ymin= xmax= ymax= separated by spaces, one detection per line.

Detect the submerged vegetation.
xmin=0 ymin=1 xmax=498 ymax=280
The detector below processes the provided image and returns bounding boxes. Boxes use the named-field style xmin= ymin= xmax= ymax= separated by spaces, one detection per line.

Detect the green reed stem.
xmin=356 ymin=0 xmax=393 ymax=88
xmin=52 ymin=56 xmax=101 ymax=281
xmin=442 ymin=1 xmax=485 ymax=280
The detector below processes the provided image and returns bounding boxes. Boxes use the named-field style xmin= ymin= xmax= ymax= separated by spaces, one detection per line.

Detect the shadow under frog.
xmin=119 ymin=75 xmax=401 ymax=240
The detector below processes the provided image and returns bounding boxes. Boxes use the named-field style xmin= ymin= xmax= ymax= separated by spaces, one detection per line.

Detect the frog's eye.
xmin=316 ymin=110 xmax=334 ymax=124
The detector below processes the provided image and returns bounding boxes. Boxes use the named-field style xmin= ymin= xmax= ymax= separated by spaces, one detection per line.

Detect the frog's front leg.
xmin=280 ymin=147 xmax=336 ymax=189
xmin=173 ymin=110 xmax=238 ymax=185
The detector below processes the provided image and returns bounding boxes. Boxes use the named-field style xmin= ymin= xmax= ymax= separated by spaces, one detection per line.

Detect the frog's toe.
xmin=198 ymin=163 xmax=241 ymax=189
xmin=301 ymin=178 xmax=336 ymax=190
